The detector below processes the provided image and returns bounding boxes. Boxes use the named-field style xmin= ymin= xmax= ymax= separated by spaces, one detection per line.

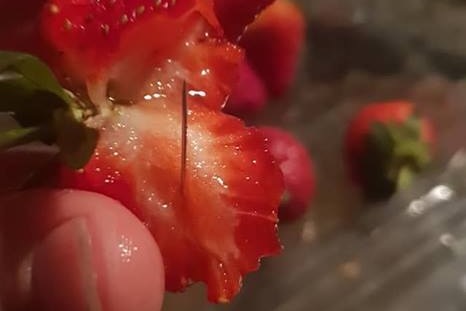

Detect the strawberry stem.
xmin=396 ymin=165 xmax=415 ymax=190
xmin=0 ymin=125 xmax=52 ymax=150
xmin=180 ymin=80 xmax=188 ymax=194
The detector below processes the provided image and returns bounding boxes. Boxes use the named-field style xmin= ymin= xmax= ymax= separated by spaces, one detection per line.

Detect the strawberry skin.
xmin=345 ymin=101 xmax=435 ymax=199
xmin=240 ymin=0 xmax=306 ymax=97
xmin=41 ymin=0 xmax=242 ymax=110
xmin=213 ymin=0 xmax=275 ymax=41
xmin=259 ymin=127 xmax=315 ymax=222
xmin=42 ymin=0 xmax=208 ymax=59
xmin=224 ymin=60 xmax=268 ymax=118
xmin=57 ymin=95 xmax=284 ymax=302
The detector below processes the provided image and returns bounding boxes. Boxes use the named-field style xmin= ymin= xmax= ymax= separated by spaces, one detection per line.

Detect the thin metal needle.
xmin=180 ymin=80 xmax=188 ymax=195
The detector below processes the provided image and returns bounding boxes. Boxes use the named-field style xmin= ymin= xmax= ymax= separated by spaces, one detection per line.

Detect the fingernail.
xmin=31 ymin=218 xmax=102 ymax=311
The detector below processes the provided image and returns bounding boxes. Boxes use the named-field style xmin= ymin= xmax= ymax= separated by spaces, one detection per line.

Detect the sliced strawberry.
xmin=240 ymin=0 xmax=306 ymax=97
xmin=57 ymin=93 xmax=283 ymax=302
xmin=41 ymin=0 xmax=241 ymax=110
xmin=1 ymin=0 xmax=284 ymax=302
xmin=42 ymin=0 xmax=202 ymax=60
xmin=213 ymin=0 xmax=275 ymax=41
xmin=177 ymin=39 xmax=244 ymax=110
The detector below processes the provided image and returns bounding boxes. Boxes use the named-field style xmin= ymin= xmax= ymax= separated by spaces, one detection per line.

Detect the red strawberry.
xmin=40 ymin=0 xmax=242 ymax=110
xmin=57 ymin=94 xmax=283 ymax=302
xmin=224 ymin=60 xmax=268 ymax=118
xmin=240 ymin=0 xmax=306 ymax=97
xmin=1 ymin=0 xmax=273 ymax=55
xmin=19 ymin=0 xmax=285 ymax=303
xmin=213 ymin=0 xmax=275 ymax=42
xmin=345 ymin=101 xmax=435 ymax=200
xmin=259 ymin=127 xmax=315 ymax=222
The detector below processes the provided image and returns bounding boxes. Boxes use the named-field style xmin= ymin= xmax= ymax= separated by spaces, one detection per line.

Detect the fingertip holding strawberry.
xmin=0 ymin=0 xmax=287 ymax=303
xmin=58 ymin=103 xmax=284 ymax=303
xmin=259 ymin=126 xmax=315 ymax=223
xmin=344 ymin=101 xmax=436 ymax=201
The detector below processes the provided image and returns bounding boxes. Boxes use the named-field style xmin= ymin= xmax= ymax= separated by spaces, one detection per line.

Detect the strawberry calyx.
xmin=0 ymin=51 xmax=98 ymax=169
xmin=360 ymin=117 xmax=432 ymax=200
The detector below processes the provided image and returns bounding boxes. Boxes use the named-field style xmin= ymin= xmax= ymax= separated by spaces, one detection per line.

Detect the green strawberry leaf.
xmin=0 ymin=126 xmax=52 ymax=150
xmin=0 ymin=51 xmax=71 ymax=126
xmin=0 ymin=51 xmax=69 ymax=104
xmin=0 ymin=51 xmax=98 ymax=170
xmin=54 ymin=109 xmax=99 ymax=170
xmin=362 ymin=118 xmax=432 ymax=200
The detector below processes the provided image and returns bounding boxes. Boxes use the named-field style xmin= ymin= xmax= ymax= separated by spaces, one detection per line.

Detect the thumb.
xmin=0 ymin=189 xmax=165 ymax=311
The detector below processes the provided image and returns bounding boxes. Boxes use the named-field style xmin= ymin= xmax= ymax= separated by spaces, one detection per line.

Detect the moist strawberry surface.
xmin=58 ymin=94 xmax=283 ymax=302
xmin=40 ymin=0 xmax=243 ymax=110
xmin=0 ymin=0 xmax=285 ymax=303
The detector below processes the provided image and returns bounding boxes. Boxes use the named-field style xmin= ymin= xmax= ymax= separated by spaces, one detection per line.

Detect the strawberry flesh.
xmin=1 ymin=0 xmax=285 ymax=302
xmin=58 ymin=91 xmax=283 ymax=302
xmin=41 ymin=0 xmax=241 ymax=110
xmin=177 ymin=39 xmax=244 ymax=110
xmin=42 ymin=0 xmax=198 ymax=57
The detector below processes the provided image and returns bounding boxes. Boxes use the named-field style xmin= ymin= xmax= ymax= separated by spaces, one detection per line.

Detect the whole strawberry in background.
xmin=240 ymin=0 xmax=306 ymax=98
xmin=223 ymin=60 xmax=268 ymax=118
xmin=260 ymin=127 xmax=315 ymax=222
xmin=0 ymin=0 xmax=286 ymax=303
xmin=225 ymin=0 xmax=306 ymax=117
xmin=345 ymin=101 xmax=435 ymax=200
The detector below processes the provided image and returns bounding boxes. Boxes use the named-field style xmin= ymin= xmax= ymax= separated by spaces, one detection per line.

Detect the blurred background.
xmin=164 ymin=0 xmax=466 ymax=310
